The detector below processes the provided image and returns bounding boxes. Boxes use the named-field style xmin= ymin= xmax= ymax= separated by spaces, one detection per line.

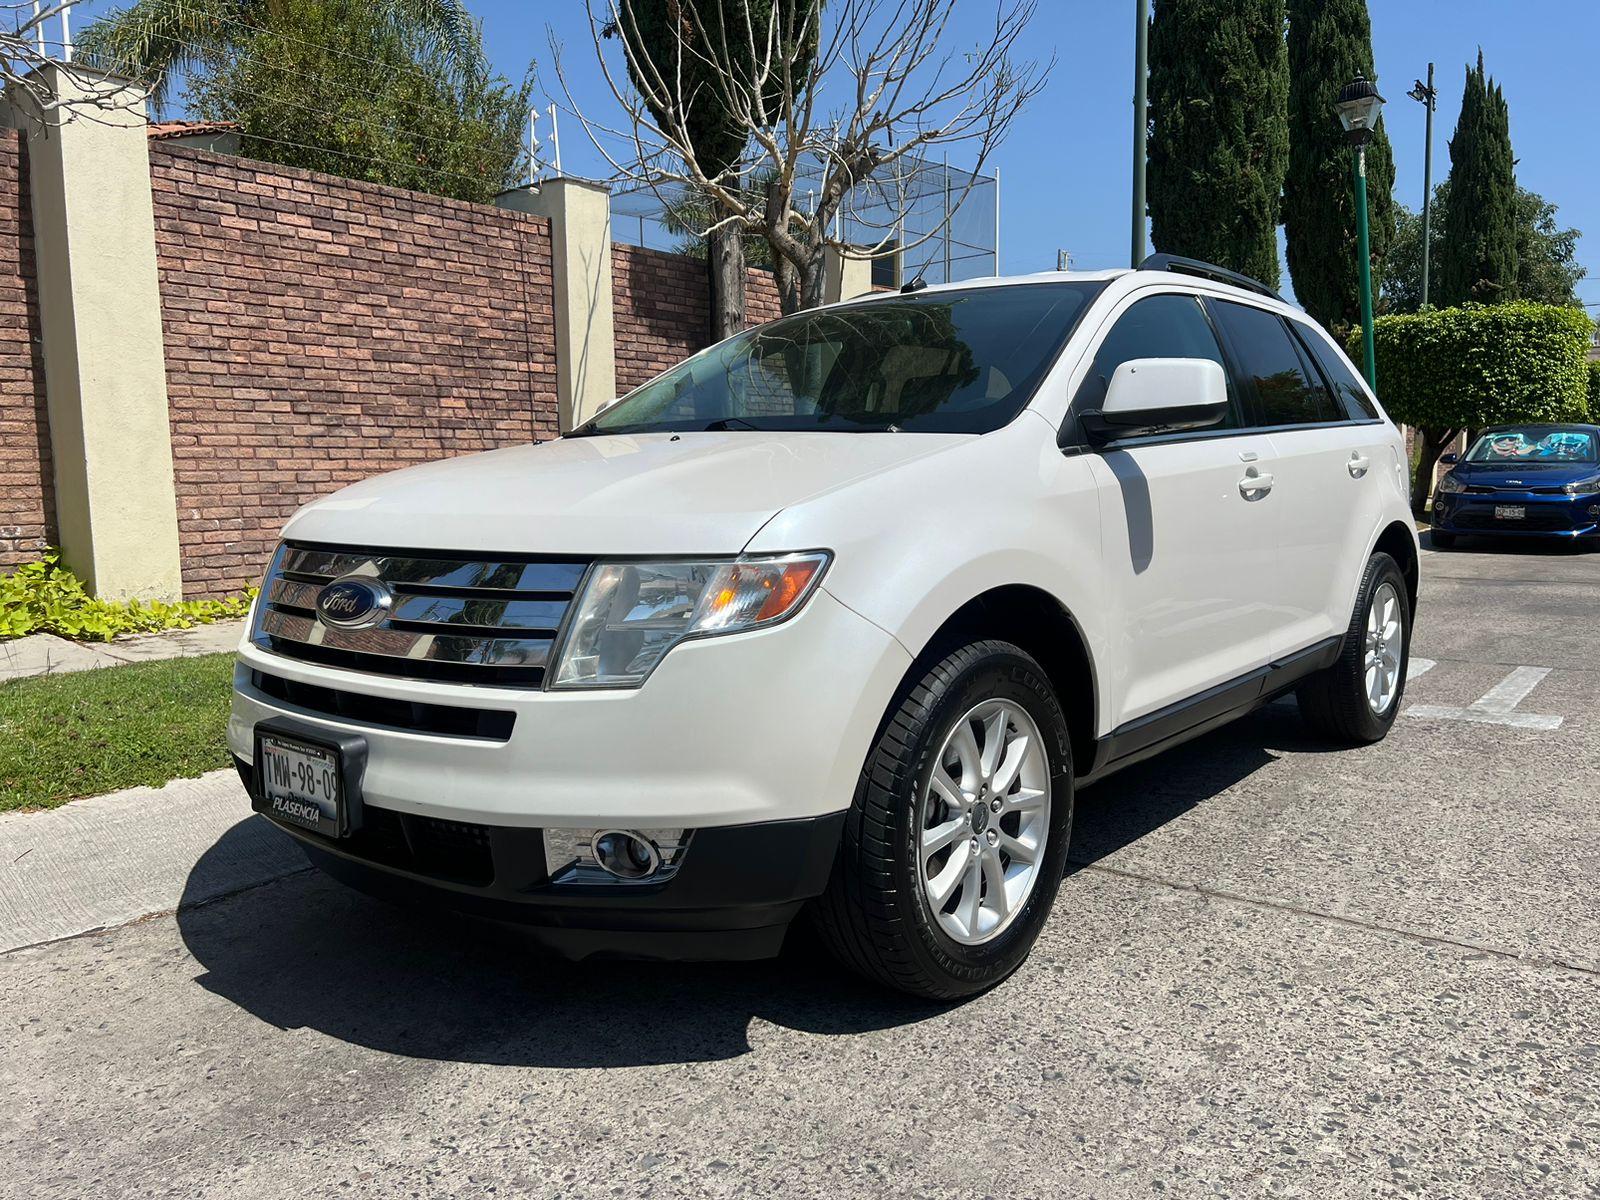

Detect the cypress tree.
xmin=1436 ymin=51 xmax=1519 ymax=306
xmin=1147 ymin=0 xmax=1289 ymax=288
xmin=1283 ymin=0 xmax=1397 ymax=331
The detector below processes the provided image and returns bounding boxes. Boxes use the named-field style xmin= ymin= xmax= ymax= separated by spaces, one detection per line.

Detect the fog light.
xmin=1589 ymin=503 xmax=1599 ymax=517
xmin=591 ymin=830 xmax=661 ymax=880
xmin=542 ymin=826 xmax=689 ymax=885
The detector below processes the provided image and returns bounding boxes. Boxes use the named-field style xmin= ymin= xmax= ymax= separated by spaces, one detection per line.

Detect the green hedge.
xmin=1590 ymin=357 xmax=1600 ymax=415
xmin=1357 ymin=302 xmax=1593 ymax=431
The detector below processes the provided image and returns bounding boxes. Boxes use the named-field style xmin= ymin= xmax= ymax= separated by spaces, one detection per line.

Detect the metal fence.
xmin=611 ymin=155 xmax=999 ymax=287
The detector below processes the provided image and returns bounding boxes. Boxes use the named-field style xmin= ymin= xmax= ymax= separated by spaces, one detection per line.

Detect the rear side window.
xmin=1296 ymin=325 xmax=1381 ymax=420
xmin=1211 ymin=300 xmax=1338 ymax=427
xmin=1078 ymin=293 xmax=1236 ymax=427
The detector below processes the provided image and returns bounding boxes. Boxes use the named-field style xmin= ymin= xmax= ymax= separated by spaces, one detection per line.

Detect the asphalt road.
xmin=4 ymin=537 xmax=1598 ymax=1199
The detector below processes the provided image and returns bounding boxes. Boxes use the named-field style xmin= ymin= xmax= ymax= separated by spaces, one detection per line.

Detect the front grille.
xmin=1464 ymin=483 xmax=1573 ymax=495
xmin=252 ymin=542 xmax=589 ymax=688
xmin=1453 ymin=506 xmax=1577 ymax=532
xmin=250 ymin=670 xmax=515 ymax=740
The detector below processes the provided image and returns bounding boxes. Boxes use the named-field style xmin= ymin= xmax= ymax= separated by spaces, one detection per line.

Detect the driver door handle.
xmin=1348 ymin=453 xmax=1371 ymax=478
xmin=1239 ymin=468 xmax=1274 ymax=498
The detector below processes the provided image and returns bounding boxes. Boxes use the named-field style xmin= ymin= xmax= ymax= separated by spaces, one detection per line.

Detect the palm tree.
xmin=78 ymin=0 xmax=477 ymax=109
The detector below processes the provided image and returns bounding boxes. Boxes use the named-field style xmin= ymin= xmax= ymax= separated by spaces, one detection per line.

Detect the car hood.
xmin=282 ymin=431 xmax=970 ymax=555
xmin=1449 ymin=460 xmax=1600 ymax=488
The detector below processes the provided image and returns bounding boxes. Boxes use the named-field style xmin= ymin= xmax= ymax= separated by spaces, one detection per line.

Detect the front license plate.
xmin=256 ymin=732 xmax=344 ymax=837
xmin=1495 ymin=505 xmax=1526 ymax=521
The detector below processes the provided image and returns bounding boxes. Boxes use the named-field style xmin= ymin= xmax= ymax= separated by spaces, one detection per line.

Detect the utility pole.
xmin=1408 ymin=65 xmax=1438 ymax=308
xmin=1131 ymin=0 xmax=1149 ymax=267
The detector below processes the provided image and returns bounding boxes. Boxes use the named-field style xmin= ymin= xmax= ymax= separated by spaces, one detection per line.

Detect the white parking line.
xmin=1406 ymin=665 xmax=1563 ymax=732
xmin=1406 ymin=657 xmax=1437 ymax=683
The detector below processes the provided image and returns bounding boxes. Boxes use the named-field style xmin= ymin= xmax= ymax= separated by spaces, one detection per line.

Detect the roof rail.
xmin=1137 ymin=253 xmax=1280 ymax=301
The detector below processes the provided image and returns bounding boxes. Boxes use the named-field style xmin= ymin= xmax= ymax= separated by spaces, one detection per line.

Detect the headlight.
xmin=551 ymin=552 xmax=831 ymax=689
xmin=1563 ymin=477 xmax=1600 ymax=496
xmin=1435 ymin=472 xmax=1465 ymax=495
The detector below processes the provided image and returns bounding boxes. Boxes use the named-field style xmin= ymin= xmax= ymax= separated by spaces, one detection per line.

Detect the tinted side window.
xmin=1211 ymin=301 xmax=1338 ymax=427
xmin=1297 ymin=325 xmax=1381 ymax=420
xmin=1079 ymin=293 xmax=1236 ymax=427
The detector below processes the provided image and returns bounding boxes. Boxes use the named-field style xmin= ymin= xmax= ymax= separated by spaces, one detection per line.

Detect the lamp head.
xmin=1336 ymin=75 xmax=1386 ymax=146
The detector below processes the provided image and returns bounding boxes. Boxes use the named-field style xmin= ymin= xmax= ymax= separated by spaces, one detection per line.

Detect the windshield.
xmin=1465 ymin=427 xmax=1598 ymax=464
xmin=582 ymin=283 xmax=1102 ymax=436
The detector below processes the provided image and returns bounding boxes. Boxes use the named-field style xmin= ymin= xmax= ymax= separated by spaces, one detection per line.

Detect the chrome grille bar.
xmin=280 ymin=547 xmax=585 ymax=595
xmin=252 ymin=542 xmax=588 ymax=688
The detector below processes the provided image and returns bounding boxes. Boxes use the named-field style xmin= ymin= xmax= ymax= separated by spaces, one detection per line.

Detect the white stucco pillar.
xmin=500 ymin=178 xmax=617 ymax=431
xmin=10 ymin=65 xmax=183 ymax=601
xmin=823 ymin=245 xmax=873 ymax=304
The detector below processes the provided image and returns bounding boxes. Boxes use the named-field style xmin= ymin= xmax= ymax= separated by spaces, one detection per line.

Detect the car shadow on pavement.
xmin=1066 ymin=699 xmax=1341 ymax=873
xmin=176 ymin=700 xmax=1335 ymax=1068
xmin=176 ymin=822 xmax=953 ymax=1068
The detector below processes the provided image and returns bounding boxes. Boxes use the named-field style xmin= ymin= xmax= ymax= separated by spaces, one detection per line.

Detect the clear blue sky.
xmin=469 ymin=1 xmax=1600 ymax=312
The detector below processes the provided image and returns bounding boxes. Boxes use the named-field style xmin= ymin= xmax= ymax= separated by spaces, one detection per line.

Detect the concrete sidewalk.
xmin=0 ymin=770 xmax=303 ymax=952
xmin=0 ymin=619 xmax=245 ymax=683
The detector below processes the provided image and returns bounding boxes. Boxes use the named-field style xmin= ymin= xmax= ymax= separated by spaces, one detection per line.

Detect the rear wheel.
xmin=811 ymin=640 xmax=1074 ymax=1000
xmin=1297 ymin=553 xmax=1411 ymax=745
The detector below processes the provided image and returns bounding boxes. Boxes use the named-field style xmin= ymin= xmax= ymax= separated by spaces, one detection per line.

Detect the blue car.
xmin=1431 ymin=423 xmax=1600 ymax=548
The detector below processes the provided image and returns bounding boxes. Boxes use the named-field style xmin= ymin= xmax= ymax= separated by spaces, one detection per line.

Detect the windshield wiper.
xmin=563 ymin=420 xmax=605 ymax=438
xmin=701 ymin=416 xmax=767 ymax=432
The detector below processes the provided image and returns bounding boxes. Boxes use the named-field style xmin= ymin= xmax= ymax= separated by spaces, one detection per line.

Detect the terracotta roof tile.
xmin=146 ymin=120 xmax=241 ymax=141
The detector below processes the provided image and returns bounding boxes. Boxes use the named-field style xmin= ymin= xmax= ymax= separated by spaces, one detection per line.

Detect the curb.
xmin=0 ymin=770 xmax=305 ymax=954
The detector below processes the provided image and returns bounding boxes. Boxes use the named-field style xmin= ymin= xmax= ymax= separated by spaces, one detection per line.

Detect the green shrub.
xmin=1353 ymin=301 xmax=1594 ymax=512
xmin=1589 ymin=357 xmax=1600 ymax=416
xmin=0 ymin=550 xmax=253 ymax=642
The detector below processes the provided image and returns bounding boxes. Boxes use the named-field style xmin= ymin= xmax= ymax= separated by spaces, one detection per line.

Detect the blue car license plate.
xmin=1494 ymin=505 xmax=1525 ymax=521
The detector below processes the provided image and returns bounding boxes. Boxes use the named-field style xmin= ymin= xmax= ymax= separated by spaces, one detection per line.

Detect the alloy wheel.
xmin=915 ymin=699 xmax=1051 ymax=945
xmin=1364 ymin=581 xmax=1403 ymax=715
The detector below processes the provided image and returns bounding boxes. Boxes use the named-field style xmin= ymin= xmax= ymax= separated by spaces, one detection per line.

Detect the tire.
xmin=811 ymin=640 xmax=1074 ymax=1000
xmin=1297 ymin=552 xmax=1411 ymax=745
xmin=1430 ymin=530 xmax=1457 ymax=549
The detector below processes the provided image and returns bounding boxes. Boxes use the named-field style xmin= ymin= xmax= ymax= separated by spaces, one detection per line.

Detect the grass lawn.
xmin=0 ymin=653 xmax=235 ymax=813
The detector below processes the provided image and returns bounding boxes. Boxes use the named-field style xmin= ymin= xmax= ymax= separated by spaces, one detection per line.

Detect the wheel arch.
xmin=1372 ymin=520 xmax=1420 ymax=616
xmin=907 ymin=585 xmax=1099 ymax=778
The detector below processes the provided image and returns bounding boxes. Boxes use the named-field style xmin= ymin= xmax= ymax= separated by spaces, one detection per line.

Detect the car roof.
xmin=831 ymin=267 xmax=1306 ymax=317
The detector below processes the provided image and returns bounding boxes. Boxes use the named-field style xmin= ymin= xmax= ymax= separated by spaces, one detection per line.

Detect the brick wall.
xmin=0 ymin=130 xmax=52 ymax=569
xmin=611 ymin=245 xmax=709 ymax=392
xmin=610 ymin=243 xmax=786 ymax=392
xmin=148 ymin=145 xmax=559 ymax=598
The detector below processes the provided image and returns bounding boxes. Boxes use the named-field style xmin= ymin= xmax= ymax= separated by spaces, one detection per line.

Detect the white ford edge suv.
xmin=231 ymin=255 xmax=1419 ymax=999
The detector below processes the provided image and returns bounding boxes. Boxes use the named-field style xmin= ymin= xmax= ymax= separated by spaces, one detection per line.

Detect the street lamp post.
xmin=1407 ymin=65 xmax=1438 ymax=309
xmin=1131 ymin=0 xmax=1150 ymax=267
xmin=1336 ymin=75 xmax=1386 ymax=389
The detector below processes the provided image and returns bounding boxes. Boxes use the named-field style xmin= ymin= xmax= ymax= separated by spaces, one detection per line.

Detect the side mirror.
xmin=1439 ymin=452 xmax=1459 ymax=465
xmin=1079 ymin=358 xmax=1230 ymax=447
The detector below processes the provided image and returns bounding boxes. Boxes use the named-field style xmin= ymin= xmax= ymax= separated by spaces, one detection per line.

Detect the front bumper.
xmin=238 ymin=747 xmax=845 ymax=960
xmin=1432 ymin=493 xmax=1600 ymax=538
xmin=229 ymin=587 xmax=910 ymax=956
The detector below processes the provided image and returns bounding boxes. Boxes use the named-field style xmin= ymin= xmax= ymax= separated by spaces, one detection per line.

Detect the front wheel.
xmin=811 ymin=640 xmax=1074 ymax=1000
xmin=1297 ymin=552 xmax=1412 ymax=745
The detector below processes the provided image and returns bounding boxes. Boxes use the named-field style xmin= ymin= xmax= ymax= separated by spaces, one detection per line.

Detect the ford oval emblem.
xmin=315 ymin=575 xmax=394 ymax=630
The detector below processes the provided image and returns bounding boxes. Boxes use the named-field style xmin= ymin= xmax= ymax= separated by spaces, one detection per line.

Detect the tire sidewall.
xmin=892 ymin=644 xmax=1074 ymax=992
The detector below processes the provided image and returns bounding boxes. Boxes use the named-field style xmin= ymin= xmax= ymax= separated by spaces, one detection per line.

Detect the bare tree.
xmin=3 ymin=2 xmax=146 ymax=123
xmin=558 ymin=0 xmax=1049 ymax=315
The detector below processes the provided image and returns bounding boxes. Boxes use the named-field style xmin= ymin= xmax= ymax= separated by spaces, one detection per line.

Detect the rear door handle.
xmin=1239 ymin=468 xmax=1274 ymax=498
xmin=1348 ymin=453 xmax=1371 ymax=478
